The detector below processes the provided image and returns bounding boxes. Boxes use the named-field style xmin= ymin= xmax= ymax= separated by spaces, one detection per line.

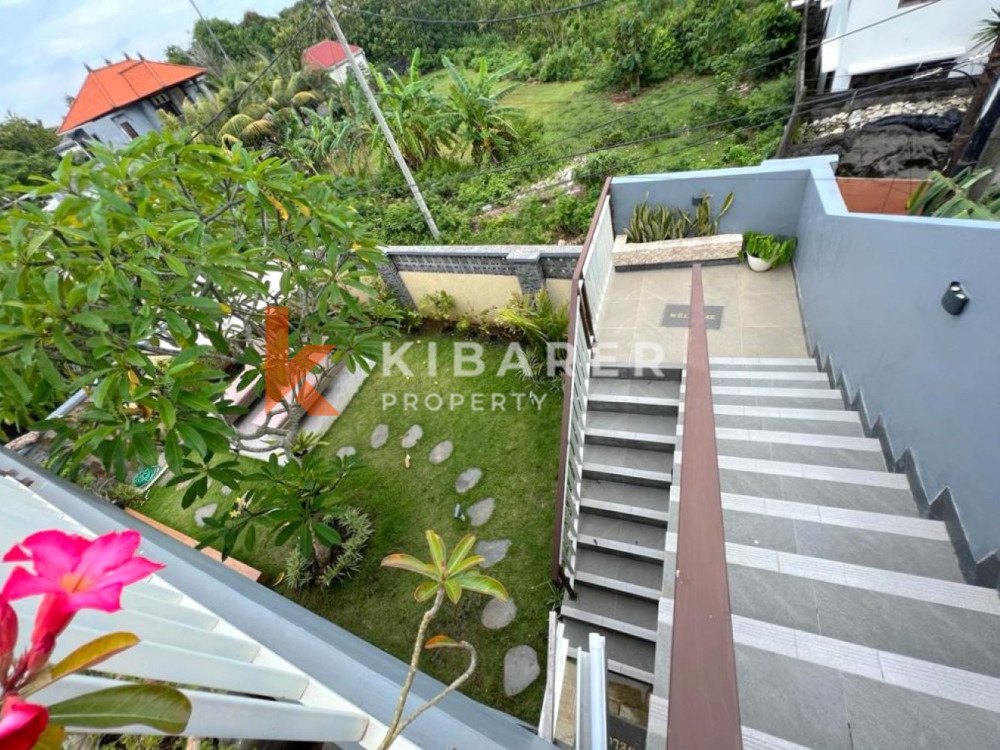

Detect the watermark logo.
xmin=264 ymin=306 xmax=339 ymax=416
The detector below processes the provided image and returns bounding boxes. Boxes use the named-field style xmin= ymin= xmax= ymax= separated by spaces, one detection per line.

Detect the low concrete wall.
xmin=794 ymin=158 xmax=1000 ymax=573
xmin=400 ymin=271 xmax=522 ymax=316
xmin=609 ymin=161 xmax=813 ymax=238
xmin=378 ymin=245 xmax=580 ymax=312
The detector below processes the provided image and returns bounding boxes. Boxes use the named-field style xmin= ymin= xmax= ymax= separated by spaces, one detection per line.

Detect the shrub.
xmin=575 ymin=150 xmax=640 ymax=189
xmin=625 ymin=192 xmax=734 ymax=242
xmin=318 ymin=507 xmax=375 ymax=586
xmin=105 ymin=481 xmax=145 ymax=509
xmin=537 ymin=44 xmax=591 ymax=82
xmin=419 ymin=290 xmax=458 ymax=323
xmin=497 ymin=290 xmax=569 ymax=379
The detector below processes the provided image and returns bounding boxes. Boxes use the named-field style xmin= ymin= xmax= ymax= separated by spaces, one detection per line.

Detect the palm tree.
xmin=219 ymin=72 xmax=321 ymax=147
xmin=441 ymin=57 xmax=525 ymax=165
xmin=948 ymin=9 xmax=1000 ymax=172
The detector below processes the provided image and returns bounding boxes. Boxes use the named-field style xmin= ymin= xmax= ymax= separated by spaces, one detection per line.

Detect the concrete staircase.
xmin=658 ymin=357 xmax=1000 ymax=749
xmin=561 ymin=363 xmax=681 ymax=686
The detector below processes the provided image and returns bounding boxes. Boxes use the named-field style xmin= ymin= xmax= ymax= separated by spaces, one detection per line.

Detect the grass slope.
xmin=142 ymin=336 xmax=562 ymax=722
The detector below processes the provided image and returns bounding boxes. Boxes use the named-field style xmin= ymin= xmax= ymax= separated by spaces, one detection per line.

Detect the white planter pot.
xmin=747 ymin=254 xmax=773 ymax=273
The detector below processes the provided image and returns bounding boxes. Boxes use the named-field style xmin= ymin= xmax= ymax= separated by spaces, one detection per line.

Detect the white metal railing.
xmin=576 ymin=633 xmax=608 ymax=750
xmin=0 ymin=476 xmax=385 ymax=746
xmin=579 ymin=197 xmax=615 ymax=332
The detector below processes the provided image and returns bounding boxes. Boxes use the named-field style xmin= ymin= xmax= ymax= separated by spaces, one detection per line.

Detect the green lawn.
xmin=142 ymin=336 xmax=562 ymax=722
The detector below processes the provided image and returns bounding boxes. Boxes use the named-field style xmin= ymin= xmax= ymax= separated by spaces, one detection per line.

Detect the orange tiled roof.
xmin=302 ymin=40 xmax=363 ymax=71
xmin=58 ymin=59 xmax=205 ymax=133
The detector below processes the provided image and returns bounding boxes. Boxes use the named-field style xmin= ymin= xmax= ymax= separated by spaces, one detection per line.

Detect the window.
xmin=114 ymin=117 xmax=139 ymax=140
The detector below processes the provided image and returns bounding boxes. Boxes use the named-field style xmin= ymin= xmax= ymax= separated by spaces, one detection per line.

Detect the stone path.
xmin=194 ymin=503 xmax=218 ymax=528
xmin=429 ymin=440 xmax=453 ymax=465
xmin=503 ymin=645 xmax=540 ymax=697
xmin=474 ymin=539 xmax=510 ymax=568
xmin=336 ymin=446 xmax=356 ymax=459
xmin=455 ymin=467 xmax=482 ymax=494
xmin=482 ymin=597 xmax=516 ymax=630
xmin=467 ymin=497 xmax=495 ymax=527
xmin=370 ymin=424 xmax=388 ymax=449
xmin=401 ymin=424 xmax=423 ymax=449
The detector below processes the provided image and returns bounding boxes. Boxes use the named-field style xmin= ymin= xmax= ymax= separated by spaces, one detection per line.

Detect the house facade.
xmin=820 ymin=0 xmax=996 ymax=92
xmin=302 ymin=39 xmax=368 ymax=85
xmin=57 ymin=57 xmax=209 ymax=149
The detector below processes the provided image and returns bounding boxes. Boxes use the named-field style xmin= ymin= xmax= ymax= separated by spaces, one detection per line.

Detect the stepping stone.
xmin=467 ymin=497 xmax=495 ymax=527
xmin=482 ymin=597 xmax=516 ymax=630
xmin=474 ymin=539 xmax=510 ymax=568
xmin=220 ymin=485 xmax=232 ymax=497
xmin=503 ymin=645 xmax=540 ymax=697
xmin=336 ymin=446 xmax=356 ymax=459
xmin=401 ymin=424 xmax=423 ymax=449
xmin=371 ymin=424 xmax=389 ymax=449
xmin=455 ymin=467 xmax=482 ymax=494
xmin=429 ymin=440 xmax=453 ymax=465
xmin=193 ymin=503 xmax=218 ymax=528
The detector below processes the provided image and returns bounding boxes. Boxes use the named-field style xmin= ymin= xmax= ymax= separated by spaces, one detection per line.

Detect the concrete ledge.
xmin=612 ymin=233 xmax=743 ymax=270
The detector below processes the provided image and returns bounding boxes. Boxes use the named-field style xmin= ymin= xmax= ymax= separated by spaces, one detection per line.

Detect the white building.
xmin=302 ymin=39 xmax=369 ymax=85
xmin=819 ymin=0 xmax=996 ymax=92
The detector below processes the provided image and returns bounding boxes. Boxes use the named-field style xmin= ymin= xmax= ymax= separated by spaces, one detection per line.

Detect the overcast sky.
xmin=0 ymin=0 xmax=290 ymax=127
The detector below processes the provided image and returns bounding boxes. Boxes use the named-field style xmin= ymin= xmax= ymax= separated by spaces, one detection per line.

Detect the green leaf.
xmin=447 ymin=534 xmax=477 ymax=576
xmin=425 ymin=529 xmax=446 ymax=575
xmin=70 ymin=312 xmax=109 ymax=332
xmin=176 ymin=422 xmax=208 ymax=456
xmin=455 ymin=572 xmax=509 ymax=601
xmin=157 ymin=397 xmax=176 ymax=429
xmin=163 ymin=254 xmax=189 ymax=276
xmin=312 ymin=522 xmax=342 ymax=547
xmin=414 ymin=580 xmax=439 ymax=602
xmin=46 ymin=684 xmax=191 ymax=733
xmin=381 ymin=553 xmax=437 ymax=579
xmin=443 ymin=577 xmax=462 ymax=604
xmin=164 ymin=431 xmax=183 ymax=473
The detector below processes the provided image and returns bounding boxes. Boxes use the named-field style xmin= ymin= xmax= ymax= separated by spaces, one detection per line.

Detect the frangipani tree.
xmin=0 ymin=131 xmax=391 ymax=515
xmin=379 ymin=531 xmax=507 ymax=750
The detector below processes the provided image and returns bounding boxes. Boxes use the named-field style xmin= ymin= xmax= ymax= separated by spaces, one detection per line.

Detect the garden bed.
xmin=141 ymin=335 xmax=562 ymax=721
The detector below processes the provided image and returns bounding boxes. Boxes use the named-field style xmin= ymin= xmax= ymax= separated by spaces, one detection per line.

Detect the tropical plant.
xmin=0 ymin=530 xmax=190 ymax=746
xmin=379 ymin=531 xmax=507 ymax=750
xmin=289 ymin=430 xmax=329 ymax=458
xmin=219 ymin=72 xmax=321 ymax=147
xmin=191 ymin=450 xmax=355 ymax=563
xmin=599 ymin=14 xmax=654 ymax=94
xmin=441 ymin=57 xmax=525 ymax=165
xmin=318 ymin=506 xmax=375 ymax=586
xmin=948 ymin=9 xmax=1000 ymax=170
xmin=0 ymin=131 xmax=387 ymax=505
xmin=741 ymin=232 xmax=797 ymax=266
xmin=419 ymin=290 xmax=458 ymax=323
xmin=497 ymin=290 xmax=569 ymax=380
xmin=626 ymin=192 xmax=735 ymax=242
xmin=372 ymin=49 xmax=455 ymax=168
xmin=907 ymin=167 xmax=1000 ymax=220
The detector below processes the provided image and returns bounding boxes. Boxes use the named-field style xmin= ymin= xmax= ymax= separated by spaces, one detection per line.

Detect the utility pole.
xmin=319 ymin=0 xmax=442 ymax=240
xmin=947 ymin=28 xmax=1000 ymax=174
xmin=188 ymin=0 xmax=232 ymax=68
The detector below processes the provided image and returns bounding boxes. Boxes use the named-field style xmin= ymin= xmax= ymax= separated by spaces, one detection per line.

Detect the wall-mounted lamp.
xmin=942 ymin=281 xmax=969 ymax=316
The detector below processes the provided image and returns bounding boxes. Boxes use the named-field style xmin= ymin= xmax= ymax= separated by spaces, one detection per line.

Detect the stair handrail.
xmin=666 ymin=264 xmax=743 ymax=748
xmin=551 ymin=178 xmax=613 ymax=587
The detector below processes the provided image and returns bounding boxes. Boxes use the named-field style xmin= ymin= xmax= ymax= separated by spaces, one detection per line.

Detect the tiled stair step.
xmin=589 ymin=361 xmax=683 ymax=381
xmin=678 ymin=453 xmax=904 ymax=487
xmin=652 ymin=700 xmax=821 ymax=750
xmin=709 ymin=357 xmax=820 ymax=373
xmin=582 ymin=447 xmax=672 ymax=488
xmin=562 ymin=619 xmax=655 ymax=685
xmin=575 ymin=548 xmax=663 ymax=600
xmin=589 ymin=377 xmax=681 ymax=400
xmin=585 ymin=427 xmax=676 ymax=453
xmin=581 ymin=479 xmax=671 ymax=525
xmin=711 ymin=370 xmax=832 ymax=389
xmin=658 ymin=598 xmax=1000 ymax=749
xmin=664 ymin=533 xmax=1000 ymax=617
xmin=562 ymin=584 xmax=658 ymax=641
xmin=587 ymin=393 xmax=680 ymax=416
xmin=676 ymin=426 xmax=886 ymax=471
xmin=577 ymin=514 xmax=665 ymax=562
xmin=699 ymin=404 xmax=865 ymax=437
xmin=586 ymin=411 xmax=677 ymax=440
xmin=688 ymin=386 xmax=846 ymax=411
xmin=669 ymin=481 xmax=957 ymax=580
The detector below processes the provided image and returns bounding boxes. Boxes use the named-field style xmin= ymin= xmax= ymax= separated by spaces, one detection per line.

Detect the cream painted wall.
xmin=399 ymin=272 xmax=522 ymax=317
xmin=546 ymin=279 xmax=573 ymax=309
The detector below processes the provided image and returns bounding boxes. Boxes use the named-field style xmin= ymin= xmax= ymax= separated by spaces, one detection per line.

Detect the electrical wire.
xmin=337 ymin=0 xmax=614 ymax=25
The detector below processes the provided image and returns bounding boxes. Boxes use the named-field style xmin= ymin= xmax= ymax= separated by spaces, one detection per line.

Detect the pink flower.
xmin=1 ymin=530 xmax=163 ymax=633
xmin=0 ymin=695 xmax=48 ymax=750
xmin=0 ymin=600 xmax=15 ymax=657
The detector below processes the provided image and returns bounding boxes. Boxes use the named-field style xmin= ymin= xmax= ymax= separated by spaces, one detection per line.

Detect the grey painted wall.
xmin=610 ymin=161 xmax=812 ymax=238
xmin=794 ymin=163 xmax=1000 ymax=564
xmin=82 ymin=102 xmax=160 ymax=146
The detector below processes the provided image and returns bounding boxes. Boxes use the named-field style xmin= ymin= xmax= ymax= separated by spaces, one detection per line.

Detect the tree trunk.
xmin=948 ymin=37 xmax=1000 ymax=173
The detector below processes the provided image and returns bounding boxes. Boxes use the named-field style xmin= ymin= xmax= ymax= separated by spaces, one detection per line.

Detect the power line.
xmin=186 ymin=2 xmax=321 ymax=144
xmin=337 ymin=0 xmax=614 ymax=25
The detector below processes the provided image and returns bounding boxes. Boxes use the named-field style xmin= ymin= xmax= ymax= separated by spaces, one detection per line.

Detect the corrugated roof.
xmin=58 ymin=59 xmax=205 ymax=133
xmin=301 ymin=40 xmax=363 ymax=71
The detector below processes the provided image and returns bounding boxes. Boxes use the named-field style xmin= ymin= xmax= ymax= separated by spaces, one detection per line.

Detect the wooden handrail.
xmin=550 ymin=177 xmax=612 ymax=586
xmin=666 ymin=264 xmax=742 ymax=748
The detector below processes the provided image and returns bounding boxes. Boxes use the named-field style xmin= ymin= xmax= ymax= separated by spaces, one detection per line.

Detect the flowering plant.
xmin=1 ymin=529 xmax=192 ymax=749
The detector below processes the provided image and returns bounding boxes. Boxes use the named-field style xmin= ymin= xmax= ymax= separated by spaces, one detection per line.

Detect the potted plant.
xmin=741 ymin=231 xmax=797 ymax=272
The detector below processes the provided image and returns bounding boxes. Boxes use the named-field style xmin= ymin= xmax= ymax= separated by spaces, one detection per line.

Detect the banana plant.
xmin=378 ymin=531 xmax=507 ymax=749
xmin=907 ymin=168 xmax=1000 ymax=220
